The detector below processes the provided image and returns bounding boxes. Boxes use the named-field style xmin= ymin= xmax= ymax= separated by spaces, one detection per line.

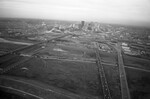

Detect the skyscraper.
xmin=81 ymin=21 xmax=85 ymax=28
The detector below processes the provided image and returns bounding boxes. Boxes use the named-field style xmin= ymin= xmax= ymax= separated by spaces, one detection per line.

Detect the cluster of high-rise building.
xmin=68 ymin=21 xmax=102 ymax=32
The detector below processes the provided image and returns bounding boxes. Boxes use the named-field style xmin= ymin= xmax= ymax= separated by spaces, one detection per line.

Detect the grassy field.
xmin=99 ymin=51 xmax=117 ymax=64
xmin=0 ymin=42 xmax=27 ymax=52
xmin=123 ymin=54 xmax=150 ymax=70
xmin=0 ymin=55 xmax=26 ymax=69
xmin=0 ymin=54 xmax=19 ymax=63
xmin=6 ymin=58 xmax=103 ymax=99
xmin=103 ymin=65 xmax=121 ymax=99
xmin=125 ymin=68 xmax=150 ymax=99
xmin=38 ymin=42 xmax=96 ymax=60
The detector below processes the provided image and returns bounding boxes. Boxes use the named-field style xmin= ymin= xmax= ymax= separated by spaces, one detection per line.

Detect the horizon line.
xmin=0 ymin=16 xmax=150 ymax=28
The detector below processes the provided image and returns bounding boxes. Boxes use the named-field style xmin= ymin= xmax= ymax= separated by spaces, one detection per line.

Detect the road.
xmin=0 ymin=75 xmax=84 ymax=99
xmin=100 ymin=61 xmax=150 ymax=73
xmin=0 ymin=33 xmax=72 ymax=74
xmin=0 ymin=85 xmax=43 ymax=99
xmin=115 ymin=43 xmax=130 ymax=99
xmin=1 ymin=33 xmax=71 ymax=57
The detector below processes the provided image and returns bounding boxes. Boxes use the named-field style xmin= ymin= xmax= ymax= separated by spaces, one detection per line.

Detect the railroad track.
xmin=94 ymin=42 xmax=112 ymax=99
xmin=0 ymin=33 xmax=72 ymax=74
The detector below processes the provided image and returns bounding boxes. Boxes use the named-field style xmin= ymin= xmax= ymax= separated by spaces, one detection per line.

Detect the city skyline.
xmin=0 ymin=0 xmax=150 ymax=27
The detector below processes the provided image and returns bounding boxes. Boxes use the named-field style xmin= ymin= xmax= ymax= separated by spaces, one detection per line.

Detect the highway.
xmin=115 ymin=43 xmax=130 ymax=99
xmin=96 ymin=41 xmax=132 ymax=99
xmin=14 ymin=33 xmax=71 ymax=54
xmin=0 ymin=33 xmax=71 ymax=57
xmin=0 ymin=33 xmax=72 ymax=74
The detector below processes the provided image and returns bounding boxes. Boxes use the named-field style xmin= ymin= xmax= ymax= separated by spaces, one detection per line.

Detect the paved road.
xmin=1 ymin=33 xmax=71 ymax=57
xmin=0 ymin=33 xmax=72 ymax=74
xmin=124 ymin=66 xmax=150 ymax=73
xmin=100 ymin=61 xmax=150 ymax=73
xmin=115 ymin=43 xmax=130 ymax=99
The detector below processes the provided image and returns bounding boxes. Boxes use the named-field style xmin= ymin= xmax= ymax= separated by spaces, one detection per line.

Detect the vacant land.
xmin=0 ymin=54 xmax=19 ymax=63
xmin=0 ymin=42 xmax=27 ymax=52
xmin=103 ymin=64 xmax=121 ymax=99
xmin=99 ymin=51 xmax=117 ymax=64
xmin=5 ymin=58 xmax=103 ymax=99
xmin=0 ymin=55 xmax=27 ymax=69
xmin=123 ymin=54 xmax=150 ymax=70
xmin=37 ymin=42 xmax=96 ymax=60
xmin=125 ymin=68 xmax=150 ymax=99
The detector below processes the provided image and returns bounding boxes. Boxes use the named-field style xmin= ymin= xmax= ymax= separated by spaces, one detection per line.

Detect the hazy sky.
xmin=0 ymin=0 xmax=150 ymax=25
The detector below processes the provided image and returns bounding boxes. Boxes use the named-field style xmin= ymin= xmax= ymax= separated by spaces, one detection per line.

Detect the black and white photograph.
xmin=0 ymin=0 xmax=150 ymax=99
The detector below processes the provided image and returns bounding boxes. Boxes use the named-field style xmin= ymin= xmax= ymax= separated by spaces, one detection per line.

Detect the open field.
xmin=0 ymin=54 xmax=21 ymax=63
xmin=0 ymin=51 xmax=7 ymax=56
xmin=0 ymin=42 xmax=27 ymax=52
xmin=0 ymin=88 xmax=29 ymax=99
xmin=0 ymin=55 xmax=27 ymax=69
xmin=0 ymin=75 xmax=84 ymax=99
xmin=125 ymin=68 xmax=150 ymax=99
xmin=103 ymin=65 xmax=121 ymax=99
xmin=99 ymin=51 xmax=117 ymax=64
xmin=123 ymin=54 xmax=150 ymax=70
xmin=37 ymin=42 xmax=96 ymax=60
xmin=5 ymin=58 xmax=103 ymax=99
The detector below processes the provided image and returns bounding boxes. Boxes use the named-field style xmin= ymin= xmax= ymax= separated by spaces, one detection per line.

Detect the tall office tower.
xmin=81 ymin=21 xmax=85 ymax=28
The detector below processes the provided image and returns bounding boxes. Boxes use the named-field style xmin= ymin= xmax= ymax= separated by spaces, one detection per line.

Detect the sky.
xmin=0 ymin=0 xmax=150 ymax=26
